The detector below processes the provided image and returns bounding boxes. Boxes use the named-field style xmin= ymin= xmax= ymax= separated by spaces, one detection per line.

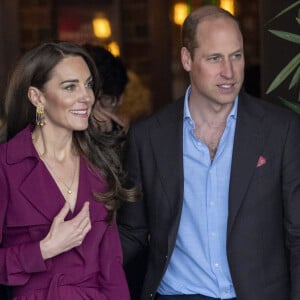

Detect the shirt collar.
xmin=183 ymin=85 xmax=238 ymax=124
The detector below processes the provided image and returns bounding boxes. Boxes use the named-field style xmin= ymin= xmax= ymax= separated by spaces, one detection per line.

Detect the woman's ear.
xmin=28 ymin=86 xmax=43 ymax=107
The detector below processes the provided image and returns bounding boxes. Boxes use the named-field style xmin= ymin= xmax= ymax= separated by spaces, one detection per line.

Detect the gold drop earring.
xmin=36 ymin=104 xmax=45 ymax=126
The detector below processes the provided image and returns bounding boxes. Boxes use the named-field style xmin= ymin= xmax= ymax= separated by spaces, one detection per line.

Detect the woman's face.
xmin=41 ymin=55 xmax=95 ymax=133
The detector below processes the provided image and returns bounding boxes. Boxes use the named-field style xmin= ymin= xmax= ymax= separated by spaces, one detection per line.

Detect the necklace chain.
xmin=31 ymin=134 xmax=78 ymax=195
xmin=41 ymin=156 xmax=78 ymax=195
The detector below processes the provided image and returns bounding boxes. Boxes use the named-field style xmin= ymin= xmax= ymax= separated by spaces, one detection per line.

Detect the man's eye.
xmin=232 ymin=53 xmax=242 ymax=60
xmin=208 ymin=56 xmax=220 ymax=62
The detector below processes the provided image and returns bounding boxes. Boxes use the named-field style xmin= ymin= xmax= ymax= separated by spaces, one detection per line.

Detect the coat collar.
xmin=6 ymin=125 xmax=37 ymax=164
xmin=6 ymin=125 xmax=108 ymax=223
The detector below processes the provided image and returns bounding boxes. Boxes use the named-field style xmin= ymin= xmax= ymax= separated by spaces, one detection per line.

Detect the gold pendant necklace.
xmin=31 ymin=134 xmax=78 ymax=195
xmin=41 ymin=156 xmax=78 ymax=195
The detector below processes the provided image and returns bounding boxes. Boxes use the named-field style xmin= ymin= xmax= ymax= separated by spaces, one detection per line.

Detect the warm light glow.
xmin=220 ymin=0 xmax=235 ymax=15
xmin=108 ymin=41 xmax=120 ymax=57
xmin=173 ymin=3 xmax=189 ymax=25
xmin=93 ymin=17 xmax=111 ymax=39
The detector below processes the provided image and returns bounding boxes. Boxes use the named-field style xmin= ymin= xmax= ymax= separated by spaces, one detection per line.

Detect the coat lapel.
xmin=76 ymin=158 xmax=108 ymax=222
xmin=70 ymin=158 xmax=108 ymax=259
xmin=20 ymin=154 xmax=108 ymax=223
xmin=149 ymin=99 xmax=185 ymax=249
xmin=227 ymin=94 xmax=266 ymax=239
xmin=20 ymin=160 xmax=65 ymax=222
xmin=7 ymin=126 xmax=64 ymax=223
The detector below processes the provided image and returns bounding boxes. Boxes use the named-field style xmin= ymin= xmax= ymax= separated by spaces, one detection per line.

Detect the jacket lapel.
xmin=149 ymin=99 xmax=185 ymax=249
xmin=227 ymin=93 xmax=266 ymax=239
xmin=145 ymin=94 xmax=267 ymax=248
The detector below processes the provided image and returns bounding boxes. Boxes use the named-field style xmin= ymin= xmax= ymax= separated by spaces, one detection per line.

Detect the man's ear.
xmin=28 ymin=86 xmax=44 ymax=107
xmin=181 ymin=47 xmax=192 ymax=72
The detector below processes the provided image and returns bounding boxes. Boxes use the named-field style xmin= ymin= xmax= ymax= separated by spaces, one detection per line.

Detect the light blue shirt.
xmin=158 ymin=86 xmax=237 ymax=299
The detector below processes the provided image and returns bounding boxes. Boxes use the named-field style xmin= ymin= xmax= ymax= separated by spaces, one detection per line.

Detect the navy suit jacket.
xmin=118 ymin=92 xmax=300 ymax=300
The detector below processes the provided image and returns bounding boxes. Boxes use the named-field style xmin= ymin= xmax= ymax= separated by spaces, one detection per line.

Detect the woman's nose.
xmin=79 ymin=86 xmax=94 ymax=103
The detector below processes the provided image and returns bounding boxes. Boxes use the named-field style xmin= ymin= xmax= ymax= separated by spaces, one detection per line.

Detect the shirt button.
xmin=210 ymin=201 xmax=214 ymax=206
xmin=211 ymin=232 xmax=216 ymax=237
xmin=214 ymin=263 xmax=219 ymax=268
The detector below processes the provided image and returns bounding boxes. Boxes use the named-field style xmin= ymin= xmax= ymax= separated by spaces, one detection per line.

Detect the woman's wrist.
xmin=40 ymin=237 xmax=55 ymax=260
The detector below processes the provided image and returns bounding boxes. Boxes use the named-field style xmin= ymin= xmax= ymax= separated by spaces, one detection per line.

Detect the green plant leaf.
xmin=289 ymin=65 xmax=300 ymax=89
xmin=266 ymin=0 xmax=300 ymax=25
xmin=279 ymin=97 xmax=300 ymax=114
xmin=266 ymin=53 xmax=300 ymax=94
xmin=268 ymin=30 xmax=300 ymax=44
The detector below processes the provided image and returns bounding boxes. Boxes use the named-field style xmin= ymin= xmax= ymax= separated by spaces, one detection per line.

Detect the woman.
xmin=0 ymin=42 xmax=134 ymax=299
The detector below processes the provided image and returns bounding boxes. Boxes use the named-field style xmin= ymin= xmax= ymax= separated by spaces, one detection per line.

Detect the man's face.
xmin=181 ymin=16 xmax=245 ymax=107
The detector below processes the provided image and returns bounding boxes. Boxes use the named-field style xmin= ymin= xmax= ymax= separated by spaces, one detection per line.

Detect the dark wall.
xmin=120 ymin=0 xmax=173 ymax=111
xmin=1 ymin=1 xmax=298 ymax=115
xmin=0 ymin=0 xmax=20 ymax=115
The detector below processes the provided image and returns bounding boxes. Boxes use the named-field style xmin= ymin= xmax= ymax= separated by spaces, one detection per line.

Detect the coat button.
xmin=149 ymin=293 xmax=153 ymax=299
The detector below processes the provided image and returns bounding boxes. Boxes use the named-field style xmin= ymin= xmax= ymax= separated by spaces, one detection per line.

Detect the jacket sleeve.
xmin=0 ymin=164 xmax=48 ymax=286
xmin=117 ymin=126 xmax=149 ymax=265
xmin=283 ymin=114 xmax=300 ymax=299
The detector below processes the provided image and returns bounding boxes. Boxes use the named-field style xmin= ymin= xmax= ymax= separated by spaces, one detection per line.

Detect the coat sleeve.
xmin=98 ymin=222 xmax=131 ymax=300
xmin=283 ymin=114 xmax=300 ymax=299
xmin=0 ymin=163 xmax=48 ymax=286
xmin=117 ymin=126 xmax=149 ymax=265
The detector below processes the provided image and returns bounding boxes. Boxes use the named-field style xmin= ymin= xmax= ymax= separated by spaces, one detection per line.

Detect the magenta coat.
xmin=0 ymin=126 xmax=130 ymax=300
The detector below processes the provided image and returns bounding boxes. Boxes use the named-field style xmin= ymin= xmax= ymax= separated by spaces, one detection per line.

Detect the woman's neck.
xmin=32 ymin=126 xmax=76 ymax=162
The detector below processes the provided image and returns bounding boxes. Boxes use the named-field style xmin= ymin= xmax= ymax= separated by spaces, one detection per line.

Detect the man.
xmin=118 ymin=5 xmax=300 ymax=300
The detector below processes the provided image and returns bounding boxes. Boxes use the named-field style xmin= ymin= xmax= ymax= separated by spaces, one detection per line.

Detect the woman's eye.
xmin=64 ymin=84 xmax=76 ymax=91
xmin=86 ymin=80 xmax=94 ymax=89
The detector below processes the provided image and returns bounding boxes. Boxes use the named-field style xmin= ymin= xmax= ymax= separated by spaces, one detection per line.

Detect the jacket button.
xmin=149 ymin=293 xmax=153 ymax=299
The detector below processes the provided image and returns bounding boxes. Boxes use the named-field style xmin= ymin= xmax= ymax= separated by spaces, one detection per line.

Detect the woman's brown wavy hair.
xmin=2 ymin=41 xmax=137 ymax=222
